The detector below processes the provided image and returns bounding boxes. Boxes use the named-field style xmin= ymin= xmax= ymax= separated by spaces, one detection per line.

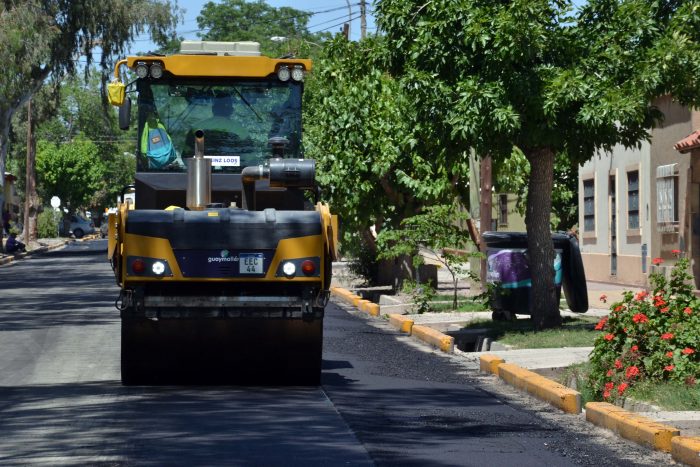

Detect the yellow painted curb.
xmin=672 ymin=436 xmax=700 ymax=467
xmin=497 ymin=363 xmax=581 ymax=414
xmin=388 ymin=314 xmax=414 ymax=334
xmin=412 ymin=325 xmax=454 ymax=353
xmin=365 ymin=302 xmax=381 ymax=317
xmin=357 ymin=299 xmax=371 ymax=313
xmin=585 ymin=402 xmax=680 ymax=452
xmin=479 ymin=354 xmax=505 ymax=375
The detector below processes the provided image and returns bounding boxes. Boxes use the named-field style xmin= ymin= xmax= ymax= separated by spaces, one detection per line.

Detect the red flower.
xmin=595 ymin=317 xmax=608 ymax=330
xmin=606 ymin=369 xmax=614 ymax=377
xmin=661 ymin=333 xmax=674 ymax=340
xmin=666 ymin=351 xmax=674 ymax=358
xmin=684 ymin=307 xmax=693 ymax=315
xmin=652 ymin=257 xmax=664 ymax=265
xmin=599 ymin=294 xmax=607 ymax=303
xmin=672 ymin=249 xmax=681 ymax=256
xmin=631 ymin=345 xmax=639 ymax=352
xmin=653 ymin=295 xmax=666 ymax=307
xmin=605 ymin=382 xmax=614 ymax=391
xmin=660 ymin=307 xmax=669 ymax=313
xmin=614 ymin=359 xmax=623 ymax=369
xmin=618 ymin=382 xmax=629 ymax=395
xmin=604 ymin=333 xmax=615 ymax=341
xmin=625 ymin=366 xmax=640 ymax=379
xmin=632 ymin=313 xmax=649 ymax=323
xmin=614 ymin=305 xmax=625 ymax=312
xmin=664 ymin=364 xmax=675 ymax=372
xmin=635 ymin=290 xmax=649 ymax=301
xmin=603 ymin=389 xmax=611 ymax=399
xmin=683 ymin=348 xmax=695 ymax=355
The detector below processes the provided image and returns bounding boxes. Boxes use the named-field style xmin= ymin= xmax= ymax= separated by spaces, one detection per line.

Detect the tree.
xmin=196 ymin=0 xmax=331 ymax=58
xmin=375 ymin=0 xmax=700 ymax=329
xmin=0 ymin=0 xmax=180 ymax=237
xmin=36 ymin=139 xmax=106 ymax=213
xmin=305 ymin=36 xmax=471 ymax=266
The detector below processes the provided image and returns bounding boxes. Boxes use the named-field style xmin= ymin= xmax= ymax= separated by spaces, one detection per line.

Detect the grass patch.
xmin=626 ymin=380 xmax=700 ymax=411
xmin=558 ymin=362 xmax=700 ymax=411
xmin=460 ymin=316 xmax=599 ymax=349
xmin=429 ymin=299 xmax=487 ymax=313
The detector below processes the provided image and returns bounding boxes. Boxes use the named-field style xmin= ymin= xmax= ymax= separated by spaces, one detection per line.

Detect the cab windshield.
xmin=136 ymin=78 xmax=303 ymax=173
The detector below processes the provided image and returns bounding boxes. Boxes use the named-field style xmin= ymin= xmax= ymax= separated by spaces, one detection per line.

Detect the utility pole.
xmin=479 ymin=155 xmax=492 ymax=289
xmin=345 ymin=0 xmax=352 ymax=39
xmin=24 ymin=99 xmax=38 ymax=245
xmin=360 ymin=0 xmax=367 ymax=39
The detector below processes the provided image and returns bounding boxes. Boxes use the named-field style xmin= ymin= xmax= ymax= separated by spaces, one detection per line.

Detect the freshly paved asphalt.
xmin=0 ymin=240 xmax=670 ymax=466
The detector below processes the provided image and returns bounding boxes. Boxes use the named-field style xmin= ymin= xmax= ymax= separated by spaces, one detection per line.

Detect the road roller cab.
xmin=106 ymin=41 xmax=337 ymax=385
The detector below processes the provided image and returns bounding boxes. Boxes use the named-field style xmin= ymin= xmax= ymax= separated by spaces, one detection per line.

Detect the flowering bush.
xmin=589 ymin=256 xmax=700 ymax=401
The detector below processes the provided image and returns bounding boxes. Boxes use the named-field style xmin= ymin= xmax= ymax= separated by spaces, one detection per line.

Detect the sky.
xmin=129 ymin=0 xmax=377 ymax=55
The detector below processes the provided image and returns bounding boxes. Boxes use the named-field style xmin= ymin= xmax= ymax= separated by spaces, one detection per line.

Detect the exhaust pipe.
xmin=186 ymin=130 xmax=211 ymax=210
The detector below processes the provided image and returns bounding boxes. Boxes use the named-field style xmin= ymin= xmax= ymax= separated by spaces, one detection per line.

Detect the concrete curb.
xmin=388 ymin=314 xmax=414 ymax=334
xmin=671 ymin=436 xmax=700 ymax=467
xmin=331 ymin=287 xmax=456 ymax=353
xmin=412 ymin=325 xmax=454 ymax=353
xmin=585 ymin=402 xmax=680 ymax=453
xmin=479 ymin=355 xmax=581 ymax=414
xmin=330 ymin=287 xmax=381 ymax=317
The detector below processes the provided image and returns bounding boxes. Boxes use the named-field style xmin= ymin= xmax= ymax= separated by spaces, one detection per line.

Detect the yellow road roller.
xmin=106 ymin=41 xmax=337 ymax=385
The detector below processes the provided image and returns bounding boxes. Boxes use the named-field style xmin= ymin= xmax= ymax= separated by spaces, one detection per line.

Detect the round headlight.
xmin=291 ymin=66 xmax=305 ymax=82
xmin=282 ymin=261 xmax=296 ymax=277
xmin=277 ymin=66 xmax=291 ymax=82
xmin=152 ymin=261 xmax=166 ymax=275
xmin=135 ymin=63 xmax=149 ymax=79
xmin=150 ymin=63 xmax=164 ymax=79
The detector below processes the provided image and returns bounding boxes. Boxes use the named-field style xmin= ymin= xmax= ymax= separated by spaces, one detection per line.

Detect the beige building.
xmin=578 ymin=97 xmax=700 ymax=287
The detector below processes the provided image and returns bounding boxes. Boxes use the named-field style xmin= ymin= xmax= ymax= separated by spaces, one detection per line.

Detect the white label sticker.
xmin=205 ymin=155 xmax=240 ymax=166
xmin=239 ymin=253 xmax=263 ymax=274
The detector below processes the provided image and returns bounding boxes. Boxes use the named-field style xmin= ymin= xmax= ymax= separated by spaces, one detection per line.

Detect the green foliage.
xmin=197 ymin=0 xmax=331 ymax=58
xmin=374 ymin=0 xmax=700 ymax=326
xmin=37 ymin=208 xmax=58 ymax=238
xmin=377 ymin=204 xmax=477 ymax=309
xmin=36 ymin=139 xmax=107 ymax=211
xmin=305 ymin=37 xmax=472 ymax=266
xmin=0 ymin=0 xmax=180 ymax=195
xmin=347 ymin=237 xmax=380 ymax=285
xmin=589 ymin=255 xmax=700 ymax=402
xmin=401 ymin=279 xmax=436 ymax=315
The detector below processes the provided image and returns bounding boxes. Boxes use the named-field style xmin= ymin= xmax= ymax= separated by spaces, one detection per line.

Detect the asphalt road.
xmin=0 ymin=240 xmax=674 ymax=466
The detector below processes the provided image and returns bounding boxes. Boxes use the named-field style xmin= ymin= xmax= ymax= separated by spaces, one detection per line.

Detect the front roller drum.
xmin=121 ymin=315 xmax=323 ymax=385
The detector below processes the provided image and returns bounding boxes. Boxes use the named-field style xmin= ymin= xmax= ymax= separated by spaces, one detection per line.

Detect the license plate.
xmin=239 ymin=253 xmax=264 ymax=274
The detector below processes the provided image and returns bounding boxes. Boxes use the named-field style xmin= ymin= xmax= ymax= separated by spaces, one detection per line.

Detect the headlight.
xmin=282 ymin=261 xmax=296 ymax=276
xmin=277 ymin=66 xmax=290 ymax=82
xmin=291 ymin=65 xmax=305 ymax=82
xmin=149 ymin=63 xmax=164 ymax=79
xmin=135 ymin=62 xmax=149 ymax=79
xmin=152 ymin=261 xmax=166 ymax=275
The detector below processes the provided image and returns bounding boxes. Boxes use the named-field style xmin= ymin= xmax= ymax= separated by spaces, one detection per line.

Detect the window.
xmin=627 ymin=170 xmax=639 ymax=229
xmin=498 ymin=194 xmax=508 ymax=225
xmin=656 ymin=164 xmax=679 ymax=232
xmin=583 ymin=179 xmax=595 ymax=232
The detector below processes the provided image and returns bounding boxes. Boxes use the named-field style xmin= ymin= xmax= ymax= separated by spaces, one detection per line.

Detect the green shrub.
xmin=589 ymin=254 xmax=700 ymax=401
xmin=38 ymin=209 xmax=59 ymax=238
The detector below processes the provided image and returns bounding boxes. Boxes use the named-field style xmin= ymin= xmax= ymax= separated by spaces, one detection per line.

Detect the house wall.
xmin=578 ymin=141 xmax=651 ymax=286
xmin=649 ymin=96 xmax=694 ymax=265
xmin=491 ymin=193 xmax=526 ymax=232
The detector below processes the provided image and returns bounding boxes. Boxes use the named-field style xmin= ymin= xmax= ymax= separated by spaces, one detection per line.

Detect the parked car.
xmin=69 ymin=215 xmax=95 ymax=239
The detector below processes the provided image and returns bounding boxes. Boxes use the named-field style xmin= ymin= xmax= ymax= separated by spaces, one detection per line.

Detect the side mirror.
xmin=119 ymin=98 xmax=131 ymax=130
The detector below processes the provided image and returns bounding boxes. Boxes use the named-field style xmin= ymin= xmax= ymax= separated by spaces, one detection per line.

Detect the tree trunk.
xmin=23 ymin=100 xmax=39 ymax=244
xmin=525 ymin=147 xmax=561 ymax=329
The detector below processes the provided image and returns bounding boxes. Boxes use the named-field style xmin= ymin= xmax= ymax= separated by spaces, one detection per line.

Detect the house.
xmin=578 ymin=97 xmax=700 ymax=287
xmin=3 ymin=172 xmax=20 ymax=220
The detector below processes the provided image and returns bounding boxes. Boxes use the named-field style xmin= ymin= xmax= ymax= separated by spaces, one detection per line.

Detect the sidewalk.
xmin=0 ymin=237 xmax=70 ymax=266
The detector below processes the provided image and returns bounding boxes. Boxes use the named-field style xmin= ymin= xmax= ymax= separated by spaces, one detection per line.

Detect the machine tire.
xmin=120 ymin=316 xmax=152 ymax=385
xmin=73 ymin=228 xmax=84 ymax=239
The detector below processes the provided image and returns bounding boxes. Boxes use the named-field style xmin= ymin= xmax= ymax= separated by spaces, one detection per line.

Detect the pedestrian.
xmin=5 ymin=232 xmax=26 ymax=254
